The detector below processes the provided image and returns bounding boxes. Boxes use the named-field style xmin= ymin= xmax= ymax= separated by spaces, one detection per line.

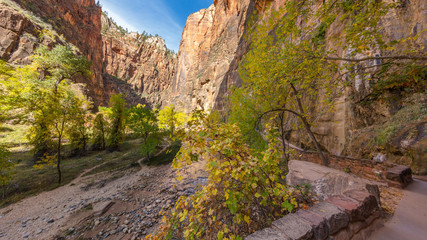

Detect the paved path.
xmin=369 ymin=179 xmax=427 ymax=240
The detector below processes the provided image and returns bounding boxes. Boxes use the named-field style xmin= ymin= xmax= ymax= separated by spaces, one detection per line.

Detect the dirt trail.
xmin=0 ymin=149 xmax=207 ymax=240
xmin=369 ymin=178 xmax=427 ymax=240
xmin=0 ymin=162 xmax=150 ymax=240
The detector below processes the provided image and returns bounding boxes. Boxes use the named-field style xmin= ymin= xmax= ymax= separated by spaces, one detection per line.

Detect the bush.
xmin=147 ymin=113 xmax=309 ymax=240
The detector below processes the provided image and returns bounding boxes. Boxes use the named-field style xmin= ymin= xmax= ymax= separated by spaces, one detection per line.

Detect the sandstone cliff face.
xmin=168 ymin=0 xmax=255 ymax=111
xmin=101 ymin=14 xmax=176 ymax=106
xmin=170 ymin=0 xmax=426 ymax=172
xmin=0 ymin=0 xmax=104 ymax=105
xmin=0 ymin=0 xmax=74 ymax=65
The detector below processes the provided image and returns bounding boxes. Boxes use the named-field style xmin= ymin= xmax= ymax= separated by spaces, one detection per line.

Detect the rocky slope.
xmin=168 ymin=0 xmax=426 ymax=173
xmin=0 ymin=0 xmax=176 ymax=107
xmin=6 ymin=0 xmax=105 ymax=105
xmin=101 ymin=13 xmax=176 ymax=106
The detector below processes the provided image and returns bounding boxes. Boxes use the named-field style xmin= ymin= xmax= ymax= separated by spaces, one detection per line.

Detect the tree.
xmin=91 ymin=112 xmax=107 ymax=150
xmin=68 ymin=97 xmax=92 ymax=156
xmin=2 ymin=45 xmax=92 ymax=183
xmin=147 ymin=113 xmax=309 ymax=240
xmin=106 ymin=94 xmax=126 ymax=151
xmin=2 ymin=45 xmax=92 ymax=163
xmin=233 ymin=0 xmax=425 ymax=168
xmin=158 ymin=105 xmax=186 ymax=138
xmin=128 ymin=104 xmax=160 ymax=161
xmin=0 ymin=142 xmax=14 ymax=199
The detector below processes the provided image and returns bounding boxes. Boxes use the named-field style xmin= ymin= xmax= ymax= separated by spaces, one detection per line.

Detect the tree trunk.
xmin=57 ymin=136 xmax=62 ymax=184
xmin=290 ymin=83 xmax=329 ymax=166
xmin=278 ymin=111 xmax=289 ymax=170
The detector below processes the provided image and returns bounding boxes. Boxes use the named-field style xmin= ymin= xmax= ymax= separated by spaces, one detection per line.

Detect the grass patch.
xmin=372 ymin=102 xmax=427 ymax=146
xmin=0 ymin=138 xmax=144 ymax=208
xmin=145 ymin=142 xmax=181 ymax=166
xmin=0 ymin=124 xmax=29 ymax=151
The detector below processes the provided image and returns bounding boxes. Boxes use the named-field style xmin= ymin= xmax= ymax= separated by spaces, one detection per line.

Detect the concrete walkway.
xmin=369 ymin=179 xmax=427 ymax=240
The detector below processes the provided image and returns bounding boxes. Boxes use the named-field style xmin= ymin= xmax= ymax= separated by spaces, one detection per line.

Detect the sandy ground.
xmin=0 ymin=161 xmax=148 ymax=240
xmin=0 ymin=151 xmax=207 ymax=240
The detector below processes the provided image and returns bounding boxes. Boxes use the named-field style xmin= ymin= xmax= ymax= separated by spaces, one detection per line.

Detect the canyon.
xmin=0 ymin=0 xmax=426 ymax=239
xmin=0 ymin=0 xmax=425 ymax=171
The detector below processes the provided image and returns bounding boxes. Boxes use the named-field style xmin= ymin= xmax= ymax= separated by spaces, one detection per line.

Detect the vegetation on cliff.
xmin=149 ymin=0 xmax=425 ymax=239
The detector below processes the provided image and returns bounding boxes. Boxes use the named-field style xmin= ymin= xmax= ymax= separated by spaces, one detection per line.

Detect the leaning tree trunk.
xmin=290 ymin=83 xmax=329 ymax=166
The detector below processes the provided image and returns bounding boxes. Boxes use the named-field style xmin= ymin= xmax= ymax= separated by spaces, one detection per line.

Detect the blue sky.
xmin=98 ymin=0 xmax=213 ymax=52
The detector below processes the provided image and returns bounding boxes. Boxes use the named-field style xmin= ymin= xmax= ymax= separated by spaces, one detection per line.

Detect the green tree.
xmin=233 ymin=0 xmax=425 ymax=168
xmin=2 ymin=45 xmax=92 ymax=183
xmin=158 ymin=104 xmax=186 ymax=138
xmin=0 ymin=142 xmax=14 ymax=199
xmin=128 ymin=104 xmax=160 ymax=161
xmin=106 ymin=94 xmax=126 ymax=151
xmin=147 ymin=113 xmax=307 ymax=240
xmin=91 ymin=112 xmax=107 ymax=150
xmin=67 ymin=97 xmax=92 ymax=156
xmin=2 ymin=45 xmax=92 ymax=163
xmin=30 ymin=80 xmax=91 ymax=184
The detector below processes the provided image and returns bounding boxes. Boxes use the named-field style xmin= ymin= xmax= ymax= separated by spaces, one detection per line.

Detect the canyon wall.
xmin=0 ymin=0 xmax=104 ymax=104
xmin=101 ymin=13 xmax=176 ymax=106
xmin=167 ymin=0 xmax=255 ymax=111
xmin=0 ymin=0 xmax=176 ymax=107
xmin=170 ymin=0 xmax=426 ymax=173
xmin=10 ymin=0 xmax=105 ymax=105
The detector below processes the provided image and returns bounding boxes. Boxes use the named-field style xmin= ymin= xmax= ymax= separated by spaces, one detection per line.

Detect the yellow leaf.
xmin=244 ymin=215 xmax=250 ymax=224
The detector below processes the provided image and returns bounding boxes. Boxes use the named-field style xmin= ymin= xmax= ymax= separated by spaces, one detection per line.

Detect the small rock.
xmin=47 ymin=219 xmax=54 ymax=224
xmin=374 ymin=153 xmax=387 ymax=163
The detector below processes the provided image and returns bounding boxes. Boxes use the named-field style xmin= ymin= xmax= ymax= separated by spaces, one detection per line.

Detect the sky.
xmin=98 ymin=0 xmax=213 ymax=52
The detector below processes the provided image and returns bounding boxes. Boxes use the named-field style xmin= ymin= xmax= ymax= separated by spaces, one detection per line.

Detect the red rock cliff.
xmin=168 ymin=0 xmax=255 ymax=111
xmin=101 ymin=13 xmax=176 ymax=106
xmin=168 ymin=0 xmax=426 ymax=172
xmin=1 ymin=0 xmax=104 ymax=105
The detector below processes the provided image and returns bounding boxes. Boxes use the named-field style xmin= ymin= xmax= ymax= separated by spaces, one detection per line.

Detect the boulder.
xmin=286 ymin=160 xmax=375 ymax=200
xmin=386 ymin=165 xmax=413 ymax=188
xmin=308 ymin=202 xmax=349 ymax=235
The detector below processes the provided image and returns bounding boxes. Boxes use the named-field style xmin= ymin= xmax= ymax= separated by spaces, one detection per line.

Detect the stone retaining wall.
xmin=246 ymin=160 xmax=384 ymax=240
xmin=298 ymin=152 xmax=412 ymax=188
xmin=246 ymin=186 xmax=382 ymax=240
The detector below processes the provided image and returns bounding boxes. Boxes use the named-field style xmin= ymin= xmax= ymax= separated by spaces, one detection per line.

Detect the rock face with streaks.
xmin=0 ymin=0 xmax=177 ymax=107
xmin=168 ymin=0 xmax=255 ymax=111
xmin=101 ymin=13 xmax=176 ymax=106
xmin=169 ymin=0 xmax=426 ymax=172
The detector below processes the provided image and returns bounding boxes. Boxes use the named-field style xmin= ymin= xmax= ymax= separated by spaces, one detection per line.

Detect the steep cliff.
xmin=170 ymin=0 xmax=426 ymax=173
xmin=0 ymin=0 xmax=104 ymax=105
xmin=0 ymin=0 xmax=177 ymax=107
xmin=168 ymin=0 xmax=255 ymax=111
xmin=101 ymin=13 xmax=176 ymax=106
